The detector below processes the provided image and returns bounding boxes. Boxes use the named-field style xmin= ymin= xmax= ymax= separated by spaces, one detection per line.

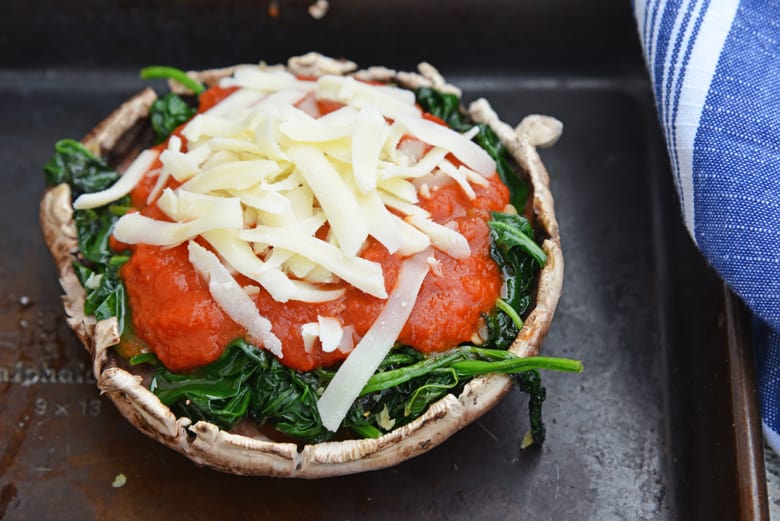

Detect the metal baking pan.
xmin=0 ymin=0 xmax=768 ymax=518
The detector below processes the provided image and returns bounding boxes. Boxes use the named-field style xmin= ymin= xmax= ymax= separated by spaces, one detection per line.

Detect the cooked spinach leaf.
xmin=344 ymin=346 xmax=579 ymax=438
xmin=139 ymin=66 xmax=204 ymax=144
xmin=129 ymin=352 xmax=160 ymax=366
xmin=473 ymin=124 xmax=530 ymax=211
xmin=148 ymin=93 xmax=197 ymax=144
xmin=490 ymin=211 xmax=546 ymax=267
xmin=140 ymin=65 xmax=206 ymax=95
xmin=73 ymin=198 xmax=129 ymax=265
xmin=151 ymin=340 xmax=262 ymax=430
xmin=513 ymin=370 xmax=547 ymax=445
xmin=151 ymin=339 xmax=330 ymax=440
xmin=73 ymin=261 xmax=128 ymax=332
xmin=415 ymin=87 xmax=471 ymax=131
xmin=44 ymin=139 xmax=120 ymax=197
xmin=44 ymin=142 xmax=130 ymax=334
xmin=248 ymin=343 xmax=330 ymax=442
xmin=484 ymin=211 xmax=546 ymax=349
xmin=147 ymin=340 xmax=581 ymax=443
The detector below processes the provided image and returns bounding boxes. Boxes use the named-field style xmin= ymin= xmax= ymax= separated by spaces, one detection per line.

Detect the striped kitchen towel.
xmin=631 ymin=1 xmax=780 ymax=452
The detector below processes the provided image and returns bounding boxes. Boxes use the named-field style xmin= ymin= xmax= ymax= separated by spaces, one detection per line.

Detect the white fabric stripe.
xmin=674 ymin=0 xmax=739 ymax=234
xmin=661 ymin=0 xmax=693 ymax=135
xmin=634 ymin=0 xmax=649 ymax=55
xmin=648 ymin=0 xmax=667 ymax=85
xmin=764 ymin=421 xmax=780 ymax=462
xmin=667 ymin=0 xmax=706 ymax=172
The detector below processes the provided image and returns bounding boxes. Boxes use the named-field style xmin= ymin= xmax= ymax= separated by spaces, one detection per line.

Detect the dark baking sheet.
xmin=0 ymin=0 xmax=768 ymax=519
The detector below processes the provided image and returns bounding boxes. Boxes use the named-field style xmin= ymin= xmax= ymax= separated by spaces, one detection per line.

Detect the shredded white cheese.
xmin=398 ymin=116 xmax=496 ymax=176
xmin=113 ymin=195 xmax=243 ymax=246
xmin=238 ymin=225 xmax=386 ymax=298
xmin=406 ymin=215 xmax=470 ymax=259
xmin=351 ymin=107 xmax=387 ymax=193
xmin=73 ymin=150 xmax=158 ymax=209
xmin=187 ymin=241 xmax=283 ymax=358
xmin=97 ymin=65 xmax=500 ymax=365
xmin=300 ymin=316 xmax=344 ymax=354
xmin=317 ymin=251 xmax=431 ymax=432
xmin=286 ymin=144 xmax=368 ymax=258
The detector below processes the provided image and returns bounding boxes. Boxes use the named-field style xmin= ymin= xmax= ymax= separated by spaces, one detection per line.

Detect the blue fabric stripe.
xmin=662 ymin=0 xmax=696 ymax=207
xmin=755 ymin=318 xmax=780 ymax=438
xmin=692 ymin=1 xmax=780 ymax=329
xmin=635 ymin=0 xmax=780 ymax=455
xmin=652 ymin=1 xmax=680 ymax=105
xmin=662 ymin=1 xmax=694 ymax=134
xmin=642 ymin=0 xmax=652 ymax=53
xmin=668 ymin=0 xmax=709 ymax=203
xmin=653 ymin=2 xmax=684 ymax=192
xmin=646 ymin=0 xmax=664 ymax=84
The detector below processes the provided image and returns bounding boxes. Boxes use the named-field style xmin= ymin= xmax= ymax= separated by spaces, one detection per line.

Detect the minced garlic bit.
xmin=376 ymin=405 xmax=396 ymax=431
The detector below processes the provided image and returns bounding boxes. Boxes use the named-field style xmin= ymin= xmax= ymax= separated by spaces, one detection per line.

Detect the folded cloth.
xmin=631 ymin=1 xmax=780 ymax=451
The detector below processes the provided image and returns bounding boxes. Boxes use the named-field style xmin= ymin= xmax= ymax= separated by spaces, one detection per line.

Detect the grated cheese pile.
xmin=77 ymin=66 xmax=499 ymax=431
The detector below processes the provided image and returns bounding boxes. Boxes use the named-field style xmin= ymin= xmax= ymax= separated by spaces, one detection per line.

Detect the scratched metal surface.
xmin=0 ymin=0 xmax=768 ymax=519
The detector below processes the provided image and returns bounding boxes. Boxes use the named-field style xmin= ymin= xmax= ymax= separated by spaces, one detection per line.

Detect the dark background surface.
xmin=0 ymin=0 xmax=766 ymax=519
xmin=0 ymin=0 xmax=643 ymax=75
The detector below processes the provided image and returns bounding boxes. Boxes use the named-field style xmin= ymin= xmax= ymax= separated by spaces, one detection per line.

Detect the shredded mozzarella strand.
xmin=73 ymin=150 xmax=158 ymax=209
xmin=187 ymin=241 xmax=283 ymax=358
xmin=317 ymin=251 xmax=430 ymax=432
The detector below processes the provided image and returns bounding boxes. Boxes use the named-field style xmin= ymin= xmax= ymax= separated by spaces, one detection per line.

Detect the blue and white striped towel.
xmin=631 ymin=0 xmax=780 ymax=453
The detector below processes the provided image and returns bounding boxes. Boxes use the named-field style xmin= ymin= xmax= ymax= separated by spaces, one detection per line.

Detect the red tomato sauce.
xmin=198 ymin=85 xmax=238 ymax=112
xmin=122 ymin=242 xmax=244 ymax=371
xmin=118 ymin=85 xmax=509 ymax=372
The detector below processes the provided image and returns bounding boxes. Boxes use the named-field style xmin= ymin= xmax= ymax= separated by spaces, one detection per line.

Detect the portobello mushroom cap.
xmin=39 ymin=53 xmax=564 ymax=477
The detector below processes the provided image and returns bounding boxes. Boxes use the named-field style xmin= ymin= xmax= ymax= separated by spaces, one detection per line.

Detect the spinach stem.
xmin=489 ymin=221 xmax=547 ymax=266
xmin=108 ymin=255 xmax=130 ymax=267
xmin=495 ymin=298 xmax=524 ymax=329
xmin=129 ymin=352 xmax=158 ymax=366
xmin=359 ymin=346 xmax=582 ymax=397
xmin=108 ymin=204 xmax=133 ymax=216
xmin=360 ymin=351 xmax=465 ymax=396
xmin=452 ymin=357 xmax=583 ymax=377
xmin=349 ymin=423 xmax=383 ymax=439
xmin=54 ymin=138 xmax=95 ymax=158
xmin=140 ymin=66 xmax=206 ymax=94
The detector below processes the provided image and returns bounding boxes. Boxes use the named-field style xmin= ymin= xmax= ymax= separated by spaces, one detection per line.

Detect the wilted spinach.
xmin=140 ymin=65 xmax=206 ymax=95
xmin=72 ymin=260 xmax=128 ymax=333
xmin=513 ymin=370 xmax=547 ymax=445
xmin=44 ymin=142 xmax=130 ymax=334
xmin=483 ymin=211 xmax=547 ymax=349
xmin=415 ymin=87 xmax=471 ymax=131
xmin=151 ymin=340 xmax=263 ymax=430
xmin=151 ymin=339 xmax=330 ymax=441
xmin=148 ymin=93 xmax=197 ymax=144
xmin=44 ymin=139 xmax=121 ymax=198
xmin=148 ymin=340 xmax=581 ymax=443
xmin=248 ymin=346 xmax=330 ymax=442
xmin=73 ymin=200 xmax=130 ymax=265
xmin=140 ymin=66 xmax=205 ymax=144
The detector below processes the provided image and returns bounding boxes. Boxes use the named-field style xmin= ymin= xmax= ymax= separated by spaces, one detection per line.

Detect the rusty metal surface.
xmin=0 ymin=0 xmax=768 ymax=519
